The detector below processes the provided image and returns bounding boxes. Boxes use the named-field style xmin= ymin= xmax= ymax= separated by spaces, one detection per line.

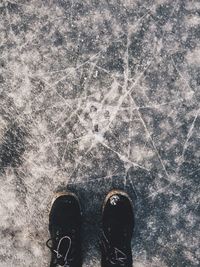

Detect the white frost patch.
xmin=134 ymin=258 xmax=168 ymax=267
xmin=186 ymin=47 xmax=200 ymax=66
xmin=170 ymin=202 xmax=180 ymax=215
xmin=130 ymin=145 xmax=155 ymax=164
xmin=0 ymin=117 xmax=8 ymax=140
xmin=183 ymin=250 xmax=199 ymax=265
xmin=185 ymin=1 xmax=200 ymax=11
xmin=185 ymin=15 xmax=200 ymax=26
xmin=134 ymin=263 xmax=147 ymax=267
xmin=84 ymin=257 xmax=99 ymax=267
xmin=8 ymin=62 xmax=31 ymax=108
xmin=31 ymin=243 xmax=43 ymax=257
xmin=0 ymin=170 xmax=18 ymax=226
xmin=185 ymin=212 xmax=196 ymax=227
xmin=94 ymin=132 xmax=104 ymax=143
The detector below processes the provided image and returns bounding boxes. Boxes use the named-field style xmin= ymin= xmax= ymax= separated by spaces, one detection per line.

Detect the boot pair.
xmin=46 ymin=190 xmax=134 ymax=267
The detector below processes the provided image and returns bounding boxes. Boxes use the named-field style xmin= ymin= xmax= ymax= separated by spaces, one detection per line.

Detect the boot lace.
xmin=101 ymin=232 xmax=128 ymax=266
xmin=46 ymin=235 xmax=73 ymax=267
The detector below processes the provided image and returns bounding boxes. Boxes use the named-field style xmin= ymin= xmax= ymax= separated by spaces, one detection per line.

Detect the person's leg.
xmin=46 ymin=192 xmax=82 ymax=267
xmin=101 ymin=190 xmax=134 ymax=267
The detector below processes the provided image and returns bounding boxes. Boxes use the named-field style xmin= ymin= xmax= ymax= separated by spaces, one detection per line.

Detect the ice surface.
xmin=0 ymin=0 xmax=199 ymax=266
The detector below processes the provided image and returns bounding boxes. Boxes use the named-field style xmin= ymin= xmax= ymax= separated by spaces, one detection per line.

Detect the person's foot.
xmin=101 ymin=190 xmax=134 ymax=267
xmin=46 ymin=192 xmax=82 ymax=267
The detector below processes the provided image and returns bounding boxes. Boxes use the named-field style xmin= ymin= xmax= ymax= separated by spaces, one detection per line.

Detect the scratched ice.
xmin=0 ymin=0 xmax=199 ymax=266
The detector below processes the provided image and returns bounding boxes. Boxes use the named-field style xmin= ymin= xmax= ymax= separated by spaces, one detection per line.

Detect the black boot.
xmin=46 ymin=192 xmax=82 ymax=267
xmin=101 ymin=190 xmax=134 ymax=267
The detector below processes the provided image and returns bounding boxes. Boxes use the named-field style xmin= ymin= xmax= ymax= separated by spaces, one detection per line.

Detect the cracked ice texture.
xmin=0 ymin=0 xmax=199 ymax=266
